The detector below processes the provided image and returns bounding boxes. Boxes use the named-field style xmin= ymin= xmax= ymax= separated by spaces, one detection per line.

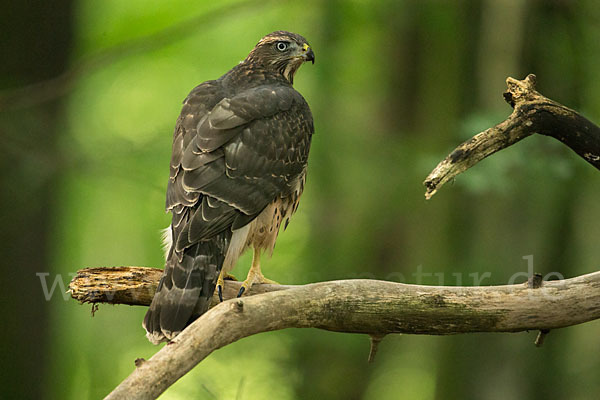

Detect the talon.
xmin=237 ymin=286 xmax=246 ymax=297
xmin=236 ymin=249 xmax=279 ymax=298
xmin=216 ymin=269 xmax=233 ymax=302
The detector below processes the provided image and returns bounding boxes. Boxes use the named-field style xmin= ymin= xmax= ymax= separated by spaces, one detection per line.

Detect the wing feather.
xmin=168 ymin=81 xmax=313 ymax=250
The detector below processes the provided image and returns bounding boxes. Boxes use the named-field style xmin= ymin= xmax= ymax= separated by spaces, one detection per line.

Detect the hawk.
xmin=143 ymin=31 xmax=315 ymax=344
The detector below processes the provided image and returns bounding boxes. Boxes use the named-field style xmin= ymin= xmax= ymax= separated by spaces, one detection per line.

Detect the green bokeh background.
xmin=2 ymin=0 xmax=600 ymax=399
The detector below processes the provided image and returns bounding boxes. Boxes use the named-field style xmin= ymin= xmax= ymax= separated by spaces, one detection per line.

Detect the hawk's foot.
xmin=237 ymin=270 xmax=279 ymax=297
xmin=216 ymin=271 xmax=238 ymax=302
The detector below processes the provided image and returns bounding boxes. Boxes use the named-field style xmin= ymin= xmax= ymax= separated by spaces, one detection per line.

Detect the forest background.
xmin=1 ymin=0 xmax=599 ymax=399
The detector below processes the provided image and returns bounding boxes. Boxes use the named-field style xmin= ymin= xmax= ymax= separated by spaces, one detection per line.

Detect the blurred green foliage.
xmin=3 ymin=0 xmax=600 ymax=399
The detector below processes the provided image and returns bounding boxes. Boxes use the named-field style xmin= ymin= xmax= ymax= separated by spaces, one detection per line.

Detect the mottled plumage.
xmin=143 ymin=31 xmax=315 ymax=344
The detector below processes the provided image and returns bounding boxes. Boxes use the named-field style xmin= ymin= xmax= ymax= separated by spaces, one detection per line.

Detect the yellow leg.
xmin=216 ymin=270 xmax=238 ymax=302
xmin=237 ymin=248 xmax=278 ymax=297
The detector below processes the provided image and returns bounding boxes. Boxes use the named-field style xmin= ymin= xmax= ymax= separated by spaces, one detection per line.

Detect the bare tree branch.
xmin=423 ymin=74 xmax=600 ymax=199
xmin=83 ymin=267 xmax=600 ymax=399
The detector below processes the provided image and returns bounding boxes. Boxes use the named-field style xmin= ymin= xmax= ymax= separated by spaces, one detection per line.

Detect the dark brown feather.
xmin=144 ymin=31 xmax=314 ymax=343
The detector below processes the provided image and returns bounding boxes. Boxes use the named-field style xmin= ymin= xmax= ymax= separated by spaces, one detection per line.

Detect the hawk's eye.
xmin=275 ymin=41 xmax=288 ymax=52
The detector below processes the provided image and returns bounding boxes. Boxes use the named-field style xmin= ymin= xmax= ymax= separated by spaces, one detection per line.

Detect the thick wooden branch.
xmin=87 ymin=267 xmax=600 ymax=399
xmin=424 ymin=74 xmax=600 ymax=199
xmin=69 ymin=267 xmax=600 ymax=399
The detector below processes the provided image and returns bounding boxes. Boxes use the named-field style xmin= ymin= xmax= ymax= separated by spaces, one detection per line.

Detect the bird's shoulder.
xmin=180 ymin=80 xmax=226 ymax=122
xmin=221 ymin=63 xmax=312 ymax=114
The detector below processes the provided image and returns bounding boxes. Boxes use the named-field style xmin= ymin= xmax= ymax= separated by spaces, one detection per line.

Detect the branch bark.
xmin=74 ymin=267 xmax=600 ymax=399
xmin=423 ymin=74 xmax=600 ymax=199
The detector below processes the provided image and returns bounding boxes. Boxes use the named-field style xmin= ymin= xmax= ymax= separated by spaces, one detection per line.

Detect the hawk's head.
xmin=246 ymin=31 xmax=315 ymax=84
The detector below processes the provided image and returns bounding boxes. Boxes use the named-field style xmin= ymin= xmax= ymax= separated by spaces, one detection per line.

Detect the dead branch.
xmin=88 ymin=267 xmax=600 ymax=399
xmin=69 ymin=266 xmax=289 ymax=307
xmin=423 ymin=74 xmax=600 ymax=199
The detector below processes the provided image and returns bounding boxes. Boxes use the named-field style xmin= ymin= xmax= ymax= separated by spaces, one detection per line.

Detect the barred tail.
xmin=143 ymin=231 xmax=230 ymax=344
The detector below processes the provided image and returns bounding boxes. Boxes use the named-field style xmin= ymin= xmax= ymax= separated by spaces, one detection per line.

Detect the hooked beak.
xmin=302 ymin=43 xmax=315 ymax=64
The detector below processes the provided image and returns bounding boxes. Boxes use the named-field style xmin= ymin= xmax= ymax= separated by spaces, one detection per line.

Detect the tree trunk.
xmin=0 ymin=1 xmax=74 ymax=397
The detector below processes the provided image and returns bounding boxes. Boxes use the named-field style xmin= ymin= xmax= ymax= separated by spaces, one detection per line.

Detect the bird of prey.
xmin=143 ymin=31 xmax=315 ymax=344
